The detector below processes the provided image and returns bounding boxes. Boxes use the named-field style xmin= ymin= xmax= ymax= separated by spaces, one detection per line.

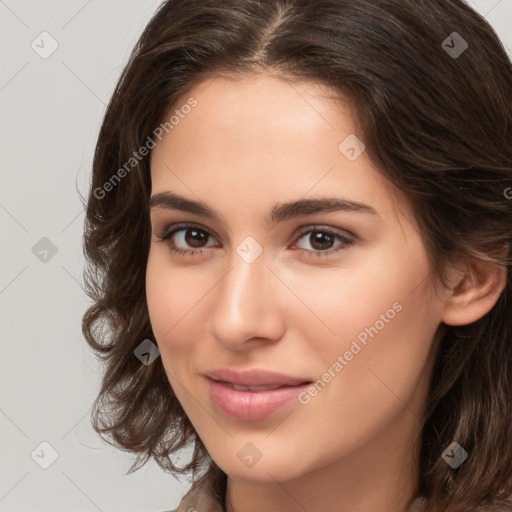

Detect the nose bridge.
xmin=208 ymin=241 xmax=284 ymax=347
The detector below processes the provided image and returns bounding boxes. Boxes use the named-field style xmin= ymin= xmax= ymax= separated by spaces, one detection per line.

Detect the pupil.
xmin=185 ymin=229 xmax=207 ymax=248
xmin=311 ymin=232 xmax=333 ymax=250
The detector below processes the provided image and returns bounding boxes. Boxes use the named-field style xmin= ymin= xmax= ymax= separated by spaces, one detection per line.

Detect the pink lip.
xmin=203 ymin=368 xmax=311 ymax=421
xmin=204 ymin=368 xmax=310 ymax=387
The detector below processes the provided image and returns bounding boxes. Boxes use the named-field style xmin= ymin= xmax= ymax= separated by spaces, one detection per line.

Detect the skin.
xmin=145 ymin=72 xmax=506 ymax=512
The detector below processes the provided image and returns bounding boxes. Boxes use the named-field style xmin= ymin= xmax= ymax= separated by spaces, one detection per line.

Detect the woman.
xmin=81 ymin=1 xmax=512 ymax=511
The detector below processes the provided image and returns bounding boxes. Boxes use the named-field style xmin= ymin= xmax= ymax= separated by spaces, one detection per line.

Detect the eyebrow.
xmin=148 ymin=191 xmax=379 ymax=225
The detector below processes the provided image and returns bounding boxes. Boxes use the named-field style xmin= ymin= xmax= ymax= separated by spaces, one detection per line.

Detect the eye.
xmin=157 ymin=223 xmax=218 ymax=257
xmin=292 ymin=226 xmax=355 ymax=257
xmin=156 ymin=223 xmax=355 ymax=258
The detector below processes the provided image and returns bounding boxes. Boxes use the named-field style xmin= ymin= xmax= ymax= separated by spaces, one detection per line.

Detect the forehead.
xmin=154 ymin=72 xmax=354 ymax=154
xmin=149 ymin=72 xmax=413 ymax=229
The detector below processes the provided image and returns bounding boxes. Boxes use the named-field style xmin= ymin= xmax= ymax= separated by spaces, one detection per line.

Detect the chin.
xmin=208 ymin=439 xmax=322 ymax=483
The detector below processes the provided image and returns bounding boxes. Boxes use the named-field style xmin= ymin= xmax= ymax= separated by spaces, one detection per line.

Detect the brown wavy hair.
xmin=81 ymin=0 xmax=512 ymax=510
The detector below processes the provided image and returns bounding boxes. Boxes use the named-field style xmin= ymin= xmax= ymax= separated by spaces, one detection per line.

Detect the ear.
xmin=442 ymin=256 xmax=507 ymax=326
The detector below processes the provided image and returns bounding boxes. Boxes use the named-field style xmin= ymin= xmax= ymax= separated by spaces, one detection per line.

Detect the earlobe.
xmin=442 ymin=257 xmax=507 ymax=326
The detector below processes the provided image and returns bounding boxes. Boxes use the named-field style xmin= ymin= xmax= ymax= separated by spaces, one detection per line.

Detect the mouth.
xmin=204 ymin=367 xmax=311 ymax=387
xmin=215 ymin=380 xmax=309 ymax=392
xmin=203 ymin=369 xmax=313 ymax=422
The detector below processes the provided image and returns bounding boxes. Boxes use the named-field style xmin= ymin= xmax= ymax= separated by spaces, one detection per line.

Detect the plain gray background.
xmin=0 ymin=1 xmax=511 ymax=511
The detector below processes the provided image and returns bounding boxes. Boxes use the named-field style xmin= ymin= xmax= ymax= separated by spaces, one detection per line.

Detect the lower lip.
xmin=206 ymin=378 xmax=310 ymax=421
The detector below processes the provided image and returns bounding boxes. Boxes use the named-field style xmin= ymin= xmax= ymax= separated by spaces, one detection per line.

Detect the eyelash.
xmin=156 ymin=222 xmax=355 ymax=258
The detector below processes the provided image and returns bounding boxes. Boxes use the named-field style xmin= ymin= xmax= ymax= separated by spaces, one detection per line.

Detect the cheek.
xmin=281 ymin=238 xmax=433 ymax=353
xmin=145 ymin=253 xmax=203 ymax=352
xmin=300 ymin=245 xmax=439 ymax=423
xmin=145 ymin=255 xmax=209 ymax=403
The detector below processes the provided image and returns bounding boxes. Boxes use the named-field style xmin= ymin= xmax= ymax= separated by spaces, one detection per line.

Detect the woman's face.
xmin=146 ymin=72 xmax=447 ymax=482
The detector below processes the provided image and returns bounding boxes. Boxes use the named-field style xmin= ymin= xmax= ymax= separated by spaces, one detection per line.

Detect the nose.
xmin=207 ymin=246 xmax=286 ymax=351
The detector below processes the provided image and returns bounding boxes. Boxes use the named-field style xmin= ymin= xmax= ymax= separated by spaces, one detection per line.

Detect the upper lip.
xmin=204 ymin=368 xmax=311 ymax=387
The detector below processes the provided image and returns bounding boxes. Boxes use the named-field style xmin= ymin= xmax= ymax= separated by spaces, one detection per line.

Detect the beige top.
xmin=166 ymin=463 xmax=227 ymax=512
